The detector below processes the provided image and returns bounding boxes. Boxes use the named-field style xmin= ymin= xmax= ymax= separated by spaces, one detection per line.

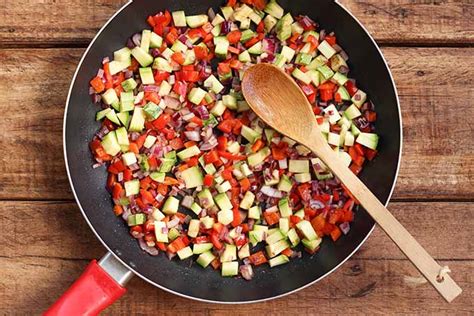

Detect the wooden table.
xmin=0 ymin=1 xmax=472 ymax=314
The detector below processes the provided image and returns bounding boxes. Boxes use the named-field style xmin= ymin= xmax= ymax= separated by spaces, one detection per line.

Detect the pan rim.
xmin=63 ymin=0 xmax=403 ymax=304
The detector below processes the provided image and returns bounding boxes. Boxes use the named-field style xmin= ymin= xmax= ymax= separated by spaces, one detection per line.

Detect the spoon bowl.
xmin=241 ymin=63 xmax=462 ymax=303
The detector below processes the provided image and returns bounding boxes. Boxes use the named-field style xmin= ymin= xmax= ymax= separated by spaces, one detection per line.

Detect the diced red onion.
xmin=96 ymin=68 xmax=105 ymax=78
xmin=200 ymin=136 xmax=218 ymax=150
xmin=167 ymin=217 xmax=180 ymax=228
xmin=181 ymin=195 xmax=194 ymax=208
xmin=184 ymin=130 xmax=201 ymax=142
xmin=319 ymin=29 xmax=326 ymax=41
xmin=129 ymin=163 xmax=140 ymax=171
xmin=92 ymin=162 xmax=103 ymax=169
xmin=144 ymin=85 xmax=159 ymax=93
xmin=163 ymin=96 xmax=180 ymax=109
xmin=208 ymin=7 xmax=216 ymax=20
xmin=339 ymin=65 xmax=349 ymax=74
xmin=102 ymin=57 xmax=110 ymax=64
xmin=309 ymin=199 xmax=325 ymax=209
xmin=166 ymin=252 xmax=176 ymax=260
xmin=278 ymin=159 xmax=288 ymax=169
xmin=121 ymin=206 xmax=131 ymax=221
xmin=239 ymin=264 xmax=254 ymax=281
xmin=340 ymin=222 xmax=350 ymax=235
xmin=265 ymin=205 xmax=279 ymax=213
xmin=196 ymin=105 xmax=210 ymax=120
xmin=132 ymin=33 xmax=142 ymax=46
xmin=260 ymin=186 xmax=283 ymax=198
xmin=290 ymin=251 xmax=302 ymax=259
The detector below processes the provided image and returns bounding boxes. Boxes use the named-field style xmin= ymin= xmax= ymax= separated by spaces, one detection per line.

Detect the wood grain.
xmin=1 ymin=256 xmax=471 ymax=315
xmin=0 ymin=201 xmax=471 ymax=261
xmin=0 ymin=47 xmax=472 ymax=200
xmin=0 ymin=1 xmax=472 ymax=46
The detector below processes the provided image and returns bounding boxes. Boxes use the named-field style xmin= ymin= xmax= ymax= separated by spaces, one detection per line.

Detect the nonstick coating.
xmin=64 ymin=0 xmax=401 ymax=302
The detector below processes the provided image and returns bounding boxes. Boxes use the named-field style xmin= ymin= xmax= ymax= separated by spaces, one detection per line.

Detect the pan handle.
xmin=44 ymin=253 xmax=133 ymax=316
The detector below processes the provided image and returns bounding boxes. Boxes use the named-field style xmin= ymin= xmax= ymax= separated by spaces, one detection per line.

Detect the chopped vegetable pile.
xmin=89 ymin=0 xmax=379 ymax=280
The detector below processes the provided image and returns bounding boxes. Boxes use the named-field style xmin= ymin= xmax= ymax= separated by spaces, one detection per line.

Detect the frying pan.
xmin=46 ymin=0 xmax=402 ymax=314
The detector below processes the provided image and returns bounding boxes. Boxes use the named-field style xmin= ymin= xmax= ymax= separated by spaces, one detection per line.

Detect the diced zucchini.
xmin=239 ymin=191 xmax=255 ymax=210
xmin=127 ymin=213 xmax=146 ymax=226
xmin=269 ymin=254 xmax=289 ymax=267
xmin=203 ymin=75 xmax=224 ymax=94
xmin=332 ymin=72 xmax=348 ymax=86
xmin=158 ymin=80 xmax=172 ymax=96
xmin=190 ymin=202 xmax=202 ymax=216
xmin=193 ymin=243 xmax=213 ymax=255
xmin=291 ymin=68 xmax=311 ymax=84
xmin=221 ymin=261 xmax=239 ymax=277
xmin=177 ymin=145 xmax=201 ymax=160
xmin=108 ymin=60 xmax=130 ymax=75
xmin=264 ymin=0 xmax=284 ymax=19
xmin=139 ymin=67 xmax=155 ymax=85
xmin=337 ymin=86 xmax=351 ymax=101
xmin=197 ymin=188 xmax=215 ymax=208
xmin=153 ymin=57 xmax=173 ymax=72
xmin=131 ymin=46 xmax=153 ymax=67
xmin=294 ymin=172 xmax=311 ymax=183
xmin=150 ymin=171 xmax=165 ymax=183
xmin=291 ymin=22 xmax=304 ymax=35
xmin=220 ymin=6 xmax=234 ymax=20
xmin=278 ymin=197 xmax=293 ymax=217
xmin=220 ymin=244 xmax=237 ymax=262
xmin=317 ymin=64 xmax=334 ymax=80
xmin=186 ymin=14 xmax=208 ymax=28
xmin=215 ymin=193 xmax=233 ymax=211
xmin=327 ymin=132 xmax=340 ymax=147
xmin=288 ymin=159 xmax=309 ymax=173
xmin=345 ymin=132 xmax=355 ymax=146
xmin=238 ymin=50 xmax=251 ymax=63
xmin=356 ymin=132 xmax=379 ymax=150
xmin=318 ymin=40 xmax=337 ymax=59
xmin=287 ymin=228 xmax=300 ymax=247
xmin=279 ymin=218 xmax=290 ymax=234
xmin=171 ymin=40 xmax=187 ymax=53
xmin=263 ymin=14 xmax=278 ymax=32
xmin=248 ymin=205 xmax=261 ymax=220
xmin=200 ymin=216 xmax=215 ymax=229
xmin=121 ymin=78 xmax=137 ymax=92
xmin=122 ymin=152 xmax=137 ymax=166
xmin=277 ymin=174 xmax=293 ymax=193
xmin=162 ymin=196 xmax=179 ymax=215
xmin=196 ymin=251 xmax=215 ymax=268
xmin=240 ymin=29 xmax=255 ymax=42
xmin=351 ymin=89 xmax=367 ymax=108
xmin=188 ymin=87 xmax=207 ymax=105
xmin=172 ymin=10 xmax=187 ymax=27
xmin=150 ymin=32 xmax=163 ymax=48
xmin=324 ymin=104 xmax=341 ymax=124
xmin=248 ymin=41 xmax=263 ymax=55
xmin=143 ymin=102 xmax=162 ymax=120
xmin=233 ymin=4 xmax=253 ymax=22
xmin=211 ymin=14 xmax=225 ymax=26
xmin=217 ymin=209 xmax=234 ymax=225
xmin=114 ymin=47 xmax=131 ymax=62
xmin=177 ymin=246 xmax=193 ymax=260
xmin=238 ymin=243 xmax=250 ymax=259
xmin=214 ymin=36 xmax=229 ymax=58
xmin=181 ymin=166 xmax=203 ymax=189
xmin=295 ymin=53 xmax=312 ymax=65
xmin=302 ymin=238 xmax=322 ymax=252
xmin=345 ymin=104 xmax=362 ymax=119
xmin=240 ymin=125 xmax=260 ymax=144
xmin=101 ymin=88 xmax=118 ymax=105
xmin=140 ymin=30 xmax=152 ymax=52
xmin=222 ymin=94 xmax=237 ymax=110
xmin=330 ymin=54 xmax=348 ymax=72
xmin=154 ymin=221 xmax=168 ymax=243
xmin=124 ymin=179 xmax=140 ymax=197
xmin=128 ymin=107 xmax=145 ymax=132
xmin=101 ymin=131 xmax=121 ymax=156
xmin=247 ymin=147 xmax=270 ymax=167
xmin=276 ymin=13 xmax=293 ymax=41
xmin=296 ymin=220 xmax=318 ymax=241
xmin=266 ymin=229 xmax=286 ymax=245
xmin=265 ymin=239 xmax=290 ymax=258
xmin=187 ymin=219 xmax=200 ymax=238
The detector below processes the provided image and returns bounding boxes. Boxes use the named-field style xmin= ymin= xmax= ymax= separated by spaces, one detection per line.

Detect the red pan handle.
xmin=44 ymin=253 xmax=133 ymax=316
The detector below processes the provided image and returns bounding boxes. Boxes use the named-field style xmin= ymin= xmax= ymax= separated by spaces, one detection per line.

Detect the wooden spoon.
xmin=241 ymin=63 xmax=462 ymax=302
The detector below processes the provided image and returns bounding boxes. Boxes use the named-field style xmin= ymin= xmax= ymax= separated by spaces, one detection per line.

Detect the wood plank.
xmin=0 ymin=256 xmax=471 ymax=315
xmin=0 ymin=201 xmax=471 ymax=260
xmin=0 ymin=47 xmax=472 ymax=200
xmin=0 ymin=1 xmax=472 ymax=46
xmin=339 ymin=0 xmax=474 ymax=45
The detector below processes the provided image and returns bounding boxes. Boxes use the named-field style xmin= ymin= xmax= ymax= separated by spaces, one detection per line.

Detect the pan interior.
xmin=65 ymin=0 xmax=401 ymax=302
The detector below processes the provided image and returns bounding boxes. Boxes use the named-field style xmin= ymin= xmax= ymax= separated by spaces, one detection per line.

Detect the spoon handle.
xmin=305 ymin=134 xmax=462 ymax=302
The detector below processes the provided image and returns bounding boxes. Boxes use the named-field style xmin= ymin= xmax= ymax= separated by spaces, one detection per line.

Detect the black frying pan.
xmin=47 ymin=0 xmax=401 ymax=314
